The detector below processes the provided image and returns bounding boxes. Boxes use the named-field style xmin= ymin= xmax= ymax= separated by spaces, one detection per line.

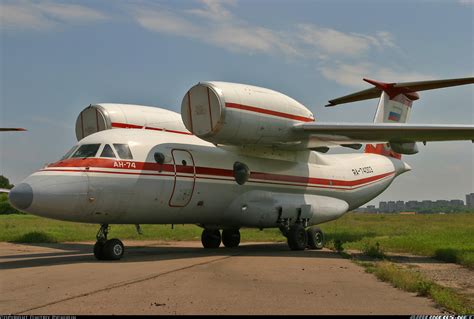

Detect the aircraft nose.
xmin=9 ymin=183 xmax=34 ymax=211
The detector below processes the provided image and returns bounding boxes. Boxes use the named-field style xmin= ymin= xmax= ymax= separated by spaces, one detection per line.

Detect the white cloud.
xmin=0 ymin=0 xmax=107 ymax=31
xmin=130 ymin=1 xmax=395 ymax=60
xmin=130 ymin=1 xmax=431 ymax=88
xmin=297 ymin=25 xmax=396 ymax=57
xmin=320 ymin=62 xmax=434 ymax=88
xmin=132 ymin=3 xmax=298 ymax=56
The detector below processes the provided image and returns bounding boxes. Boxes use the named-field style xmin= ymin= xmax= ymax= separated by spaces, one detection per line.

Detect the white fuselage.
xmin=16 ymin=128 xmax=410 ymax=228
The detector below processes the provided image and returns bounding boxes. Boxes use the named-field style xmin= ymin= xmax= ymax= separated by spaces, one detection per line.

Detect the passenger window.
xmin=61 ymin=146 xmax=78 ymax=160
xmin=100 ymin=144 xmax=116 ymax=158
xmin=71 ymin=144 xmax=101 ymax=158
xmin=113 ymin=144 xmax=133 ymax=159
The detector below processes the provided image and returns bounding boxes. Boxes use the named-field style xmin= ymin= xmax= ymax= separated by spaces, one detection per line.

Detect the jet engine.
xmin=181 ymin=82 xmax=314 ymax=146
xmin=75 ymin=103 xmax=188 ymax=141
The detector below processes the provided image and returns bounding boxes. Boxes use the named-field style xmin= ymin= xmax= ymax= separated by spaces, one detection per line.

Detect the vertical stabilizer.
xmin=364 ymin=78 xmax=420 ymax=159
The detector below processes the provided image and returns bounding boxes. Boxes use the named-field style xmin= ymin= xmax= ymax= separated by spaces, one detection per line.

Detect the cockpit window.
xmin=61 ymin=146 xmax=78 ymax=160
xmin=100 ymin=144 xmax=116 ymax=158
xmin=114 ymin=144 xmax=133 ymax=160
xmin=71 ymin=144 xmax=101 ymax=158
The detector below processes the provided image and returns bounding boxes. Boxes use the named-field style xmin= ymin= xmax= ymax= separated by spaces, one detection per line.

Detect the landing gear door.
xmin=169 ymin=149 xmax=196 ymax=207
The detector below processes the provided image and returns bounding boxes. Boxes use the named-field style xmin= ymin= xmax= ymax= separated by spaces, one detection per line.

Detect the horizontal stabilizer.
xmin=326 ymin=77 xmax=474 ymax=106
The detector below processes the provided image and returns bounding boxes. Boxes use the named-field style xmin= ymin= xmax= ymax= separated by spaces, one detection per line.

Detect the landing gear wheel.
xmin=103 ymin=239 xmax=125 ymax=260
xmin=307 ymin=226 xmax=324 ymax=250
xmin=222 ymin=229 xmax=240 ymax=248
xmin=94 ymin=241 xmax=105 ymax=260
xmin=287 ymin=224 xmax=308 ymax=251
xmin=201 ymin=229 xmax=221 ymax=248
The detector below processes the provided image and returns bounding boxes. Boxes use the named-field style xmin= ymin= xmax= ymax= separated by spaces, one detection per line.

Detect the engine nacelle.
xmin=389 ymin=142 xmax=419 ymax=155
xmin=75 ymin=103 xmax=189 ymax=141
xmin=181 ymin=82 xmax=314 ymax=146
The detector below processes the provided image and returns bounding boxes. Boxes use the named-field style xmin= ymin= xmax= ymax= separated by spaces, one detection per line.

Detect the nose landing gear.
xmin=94 ymin=224 xmax=125 ymax=260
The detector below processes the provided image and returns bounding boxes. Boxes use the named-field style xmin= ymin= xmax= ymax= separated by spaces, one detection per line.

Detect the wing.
xmin=292 ymin=123 xmax=474 ymax=149
xmin=0 ymin=188 xmax=10 ymax=193
xmin=0 ymin=128 xmax=27 ymax=132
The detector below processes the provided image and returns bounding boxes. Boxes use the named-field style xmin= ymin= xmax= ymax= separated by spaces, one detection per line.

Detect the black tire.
xmin=201 ymin=229 xmax=221 ymax=248
xmin=307 ymin=227 xmax=324 ymax=250
xmin=222 ymin=229 xmax=240 ymax=248
xmin=93 ymin=241 xmax=105 ymax=260
xmin=103 ymin=238 xmax=124 ymax=260
xmin=287 ymin=224 xmax=308 ymax=251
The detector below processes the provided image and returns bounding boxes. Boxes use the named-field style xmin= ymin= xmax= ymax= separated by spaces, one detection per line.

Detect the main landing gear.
xmin=94 ymin=224 xmax=125 ymax=260
xmin=284 ymin=224 xmax=325 ymax=251
xmin=201 ymin=228 xmax=241 ymax=248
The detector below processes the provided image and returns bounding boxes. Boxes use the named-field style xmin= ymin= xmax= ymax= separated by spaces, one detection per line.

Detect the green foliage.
xmin=362 ymin=241 xmax=385 ymax=259
xmin=0 ymin=175 xmax=13 ymax=189
xmin=0 ymin=193 xmax=22 ymax=215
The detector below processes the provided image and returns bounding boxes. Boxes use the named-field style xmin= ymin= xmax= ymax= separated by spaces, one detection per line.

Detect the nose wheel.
xmin=94 ymin=224 xmax=125 ymax=260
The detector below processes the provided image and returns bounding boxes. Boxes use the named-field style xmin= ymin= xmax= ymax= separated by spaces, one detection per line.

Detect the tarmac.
xmin=0 ymin=241 xmax=443 ymax=315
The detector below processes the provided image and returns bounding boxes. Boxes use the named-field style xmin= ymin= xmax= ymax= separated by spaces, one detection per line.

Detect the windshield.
xmin=71 ymin=144 xmax=101 ymax=158
xmin=113 ymin=144 xmax=133 ymax=160
xmin=100 ymin=144 xmax=116 ymax=158
xmin=61 ymin=146 xmax=78 ymax=160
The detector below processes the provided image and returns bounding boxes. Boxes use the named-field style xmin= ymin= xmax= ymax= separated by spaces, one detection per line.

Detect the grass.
xmin=359 ymin=261 xmax=473 ymax=314
xmin=1 ymin=212 xmax=473 ymax=268
xmin=0 ymin=214 xmax=285 ymax=243
xmin=323 ymin=213 xmax=474 ymax=269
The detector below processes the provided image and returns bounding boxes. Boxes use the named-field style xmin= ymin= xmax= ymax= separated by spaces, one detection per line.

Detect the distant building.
xmin=466 ymin=193 xmax=474 ymax=208
xmin=396 ymin=201 xmax=405 ymax=212
xmin=387 ymin=201 xmax=397 ymax=213
xmin=450 ymin=199 xmax=464 ymax=208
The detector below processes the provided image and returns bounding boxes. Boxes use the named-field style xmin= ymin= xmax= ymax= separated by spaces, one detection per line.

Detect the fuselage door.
xmin=169 ymin=149 xmax=196 ymax=207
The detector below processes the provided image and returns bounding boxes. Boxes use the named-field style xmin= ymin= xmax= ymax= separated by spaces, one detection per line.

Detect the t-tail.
xmin=365 ymin=78 xmax=420 ymax=159
xmin=325 ymin=76 xmax=474 ymax=159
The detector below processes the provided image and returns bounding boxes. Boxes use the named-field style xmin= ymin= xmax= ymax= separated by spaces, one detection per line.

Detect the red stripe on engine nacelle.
xmin=111 ymin=122 xmax=192 ymax=135
xmin=225 ymin=103 xmax=314 ymax=122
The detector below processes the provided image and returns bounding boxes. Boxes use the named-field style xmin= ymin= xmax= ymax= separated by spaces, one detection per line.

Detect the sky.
xmin=0 ymin=0 xmax=473 ymax=206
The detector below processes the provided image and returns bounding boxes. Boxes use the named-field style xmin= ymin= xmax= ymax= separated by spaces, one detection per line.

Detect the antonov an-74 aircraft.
xmin=6 ymin=77 xmax=474 ymax=260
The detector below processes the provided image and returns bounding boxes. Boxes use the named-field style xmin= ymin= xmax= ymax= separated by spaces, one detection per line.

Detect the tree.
xmin=0 ymin=175 xmax=13 ymax=189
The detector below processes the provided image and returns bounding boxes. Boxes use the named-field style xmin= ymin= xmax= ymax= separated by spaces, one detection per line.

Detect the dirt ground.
xmin=0 ymin=241 xmax=445 ymax=315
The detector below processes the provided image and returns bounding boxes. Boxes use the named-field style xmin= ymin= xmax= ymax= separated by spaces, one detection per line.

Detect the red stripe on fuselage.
xmin=44 ymin=158 xmax=394 ymax=190
xmin=225 ymin=103 xmax=314 ymax=122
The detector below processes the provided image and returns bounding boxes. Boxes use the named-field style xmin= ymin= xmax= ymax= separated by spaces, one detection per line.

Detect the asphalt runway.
xmin=0 ymin=241 xmax=442 ymax=315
